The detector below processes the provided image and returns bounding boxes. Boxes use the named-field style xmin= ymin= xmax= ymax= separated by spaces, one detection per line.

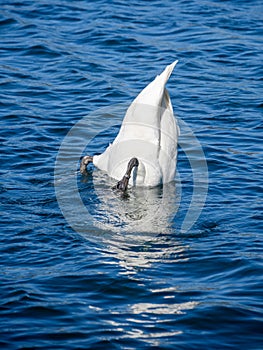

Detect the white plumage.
xmin=93 ymin=60 xmax=179 ymax=187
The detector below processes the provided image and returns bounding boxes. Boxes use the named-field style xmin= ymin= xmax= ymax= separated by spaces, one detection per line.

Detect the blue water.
xmin=1 ymin=0 xmax=262 ymax=349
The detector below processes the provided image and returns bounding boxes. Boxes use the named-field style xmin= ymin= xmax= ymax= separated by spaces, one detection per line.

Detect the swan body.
xmin=87 ymin=60 xmax=179 ymax=188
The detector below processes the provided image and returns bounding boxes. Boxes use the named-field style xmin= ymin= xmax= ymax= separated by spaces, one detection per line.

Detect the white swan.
xmin=80 ymin=60 xmax=179 ymax=191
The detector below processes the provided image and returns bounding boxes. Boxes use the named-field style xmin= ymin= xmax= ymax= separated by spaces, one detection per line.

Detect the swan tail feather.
xmin=158 ymin=60 xmax=178 ymax=84
xmin=134 ymin=60 xmax=178 ymax=107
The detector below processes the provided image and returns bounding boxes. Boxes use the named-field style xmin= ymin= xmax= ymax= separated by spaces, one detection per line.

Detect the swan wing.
xmin=159 ymin=88 xmax=180 ymax=183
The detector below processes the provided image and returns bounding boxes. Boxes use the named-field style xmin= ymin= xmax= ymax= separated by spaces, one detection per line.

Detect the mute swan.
xmin=80 ymin=60 xmax=179 ymax=191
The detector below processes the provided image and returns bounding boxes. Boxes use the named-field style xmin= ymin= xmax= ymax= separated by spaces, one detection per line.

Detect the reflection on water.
xmin=81 ymin=172 xmax=196 ymax=346
xmin=87 ymin=169 xmax=181 ymax=234
xmin=100 ymin=233 xmax=188 ymax=273
xmin=56 ymin=167 xmax=187 ymax=271
xmin=131 ymin=301 xmax=199 ymax=315
xmin=79 ymin=170 xmax=187 ymax=272
xmin=101 ymin=294 xmax=198 ymax=346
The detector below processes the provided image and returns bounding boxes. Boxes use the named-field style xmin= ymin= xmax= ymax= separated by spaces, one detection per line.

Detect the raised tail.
xmin=159 ymin=60 xmax=178 ymax=83
xmin=134 ymin=60 xmax=178 ymax=107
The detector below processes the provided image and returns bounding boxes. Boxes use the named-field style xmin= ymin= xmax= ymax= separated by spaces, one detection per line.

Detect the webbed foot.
xmin=113 ymin=157 xmax=139 ymax=192
xmin=80 ymin=155 xmax=93 ymax=175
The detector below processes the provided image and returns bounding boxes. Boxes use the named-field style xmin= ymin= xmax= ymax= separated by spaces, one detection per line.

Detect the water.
xmin=1 ymin=0 xmax=262 ymax=349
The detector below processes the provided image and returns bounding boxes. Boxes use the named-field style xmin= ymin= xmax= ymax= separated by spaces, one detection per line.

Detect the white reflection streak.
xmin=101 ymin=241 xmax=187 ymax=273
xmin=92 ymin=172 xmax=180 ymax=234
xmin=131 ymin=301 xmax=199 ymax=315
xmin=126 ymin=329 xmax=182 ymax=338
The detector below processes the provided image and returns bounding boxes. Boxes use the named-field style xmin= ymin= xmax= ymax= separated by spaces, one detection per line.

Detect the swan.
xmin=80 ymin=60 xmax=179 ymax=191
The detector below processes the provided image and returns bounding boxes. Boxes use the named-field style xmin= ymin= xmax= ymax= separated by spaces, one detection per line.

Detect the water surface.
xmin=1 ymin=0 xmax=262 ymax=349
